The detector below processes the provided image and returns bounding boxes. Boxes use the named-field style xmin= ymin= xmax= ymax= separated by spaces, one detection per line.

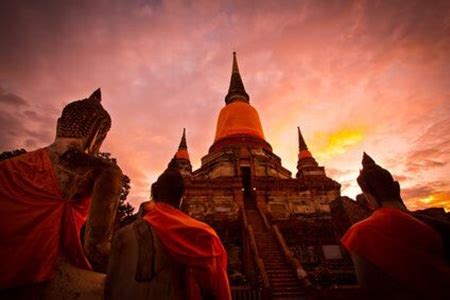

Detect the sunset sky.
xmin=1 ymin=0 xmax=449 ymax=211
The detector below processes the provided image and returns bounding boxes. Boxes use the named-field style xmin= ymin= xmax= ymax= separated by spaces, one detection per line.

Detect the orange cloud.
xmin=417 ymin=193 xmax=450 ymax=212
xmin=0 ymin=0 xmax=448 ymax=212
xmin=313 ymin=126 xmax=365 ymax=160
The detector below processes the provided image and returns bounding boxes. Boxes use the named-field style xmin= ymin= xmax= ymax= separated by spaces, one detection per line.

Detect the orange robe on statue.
xmin=0 ymin=148 xmax=91 ymax=288
xmin=342 ymin=207 xmax=450 ymax=293
xmin=143 ymin=202 xmax=231 ymax=300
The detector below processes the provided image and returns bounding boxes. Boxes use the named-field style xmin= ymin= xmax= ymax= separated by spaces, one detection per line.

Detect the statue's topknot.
xmin=362 ymin=152 xmax=376 ymax=168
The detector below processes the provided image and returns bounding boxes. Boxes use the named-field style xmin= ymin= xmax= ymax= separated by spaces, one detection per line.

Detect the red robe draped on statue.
xmin=0 ymin=148 xmax=91 ymax=288
xmin=143 ymin=202 xmax=231 ymax=300
xmin=342 ymin=207 xmax=450 ymax=293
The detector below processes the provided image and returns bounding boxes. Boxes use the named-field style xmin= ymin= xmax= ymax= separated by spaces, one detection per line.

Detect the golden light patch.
xmin=419 ymin=195 xmax=434 ymax=204
xmin=417 ymin=193 xmax=450 ymax=212
xmin=313 ymin=127 xmax=365 ymax=160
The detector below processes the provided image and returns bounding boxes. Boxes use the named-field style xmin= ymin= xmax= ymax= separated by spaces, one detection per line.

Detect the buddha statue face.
xmin=56 ymin=89 xmax=111 ymax=155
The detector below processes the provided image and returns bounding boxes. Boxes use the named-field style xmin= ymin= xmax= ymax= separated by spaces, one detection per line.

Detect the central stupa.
xmin=213 ymin=52 xmax=266 ymax=149
xmin=167 ymin=52 xmax=356 ymax=295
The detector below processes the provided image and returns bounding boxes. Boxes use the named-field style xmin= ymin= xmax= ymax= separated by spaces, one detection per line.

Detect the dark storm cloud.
xmin=0 ymin=88 xmax=28 ymax=106
xmin=0 ymin=111 xmax=28 ymax=149
xmin=23 ymin=110 xmax=53 ymax=123
xmin=0 ymin=86 xmax=53 ymax=151
xmin=402 ymin=181 xmax=449 ymax=198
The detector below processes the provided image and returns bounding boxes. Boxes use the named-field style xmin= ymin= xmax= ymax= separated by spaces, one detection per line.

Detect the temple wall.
xmin=255 ymin=184 xmax=339 ymax=220
xmin=329 ymin=196 xmax=372 ymax=238
xmin=275 ymin=218 xmax=357 ymax=285
xmin=183 ymin=182 xmax=241 ymax=221
xmin=209 ymin=162 xmax=235 ymax=178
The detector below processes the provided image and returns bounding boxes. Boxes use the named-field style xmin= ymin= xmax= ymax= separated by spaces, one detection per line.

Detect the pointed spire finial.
xmin=178 ymin=128 xmax=187 ymax=149
xmin=89 ymin=88 xmax=102 ymax=102
xmin=225 ymin=52 xmax=249 ymax=104
xmin=362 ymin=152 xmax=376 ymax=168
xmin=297 ymin=126 xmax=308 ymax=150
xmin=232 ymin=52 xmax=239 ymax=74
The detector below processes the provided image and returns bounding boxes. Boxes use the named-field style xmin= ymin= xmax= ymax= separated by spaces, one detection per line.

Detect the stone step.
xmin=271 ymin=282 xmax=302 ymax=288
xmin=246 ymin=209 xmax=309 ymax=299
xmin=263 ymin=259 xmax=286 ymax=262
xmin=272 ymin=295 xmax=306 ymax=300
xmin=264 ymin=262 xmax=287 ymax=266
xmin=272 ymin=297 xmax=306 ymax=300
xmin=258 ymin=247 xmax=281 ymax=250
xmin=258 ymin=249 xmax=281 ymax=251
xmin=265 ymin=265 xmax=290 ymax=269
xmin=266 ymin=270 xmax=295 ymax=274
xmin=272 ymin=291 xmax=303 ymax=295
xmin=271 ymin=291 xmax=304 ymax=298
xmin=268 ymin=274 xmax=298 ymax=279
xmin=258 ymin=249 xmax=282 ymax=252
xmin=268 ymin=275 xmax=298 ymax=280
xmin=259 ymin=254 xmax=284 ymax=257
xmin=263 ymin=258 xmax=286 ymax=261
xmin=271 ymin=284 xmax=302 ymax=290
xmin=260 ymin=255 xmax=284 ymax=259
xmin=265 ymin=266 xmax=292 ymax=270
xmin=270 ymin=278 xmax=300 ymax=284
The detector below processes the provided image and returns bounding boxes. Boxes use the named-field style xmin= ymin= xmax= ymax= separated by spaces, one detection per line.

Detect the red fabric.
xmin=342 ymin=207 xmax=450 ymax=292
xmin=0 ymin=148 xmax=91 ymax=288
xmin=143 ymin=202 xmax=231 ymax=300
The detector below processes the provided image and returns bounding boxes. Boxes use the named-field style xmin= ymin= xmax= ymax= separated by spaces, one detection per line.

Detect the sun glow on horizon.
xmin=313 ymin=127 xmax=365 ymax=160
xmin=418 ymin=193 xmax=450 ymax=212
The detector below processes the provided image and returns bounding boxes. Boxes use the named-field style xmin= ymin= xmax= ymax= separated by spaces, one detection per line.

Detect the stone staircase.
xmin=245 ymin=208 xmax=305 ymax=299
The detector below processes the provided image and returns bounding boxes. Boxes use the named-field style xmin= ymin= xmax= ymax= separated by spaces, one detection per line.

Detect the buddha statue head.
xmin=357 ymin=152 xmax=404 ymax=208
xmin=56 ymin=88 xmax=111 ymax=155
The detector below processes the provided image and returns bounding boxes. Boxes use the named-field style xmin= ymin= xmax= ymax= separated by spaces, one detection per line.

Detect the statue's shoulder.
xmin=112 ymin=220 xmax=141 ymax=244
xmin=56 ymin=149 xmax=123 ymax=178
xmin=91 ymin=154 xmax=123 ymax=178
xmin=112 ymin=219 xmax=155 ymax=251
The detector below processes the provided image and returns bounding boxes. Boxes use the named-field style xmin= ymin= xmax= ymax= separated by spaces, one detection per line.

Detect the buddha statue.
xmin=0 ymin=89 xmax=123 ymax=298
xmin=48 ymin=88 xmax=123 ymax=271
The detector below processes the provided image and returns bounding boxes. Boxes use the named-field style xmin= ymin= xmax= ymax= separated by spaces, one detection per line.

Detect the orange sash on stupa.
xmin=0 ymin=148 xmax=91 ymax=288
xmin=143 ymin=202 xmax=231 ymax=300
xmin=342 ymin=207 xmax=450 ymax=292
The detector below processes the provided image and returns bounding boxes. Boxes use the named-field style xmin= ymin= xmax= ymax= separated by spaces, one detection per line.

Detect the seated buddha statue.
xmin=0 ymin=89 xmax=123 ymax=297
